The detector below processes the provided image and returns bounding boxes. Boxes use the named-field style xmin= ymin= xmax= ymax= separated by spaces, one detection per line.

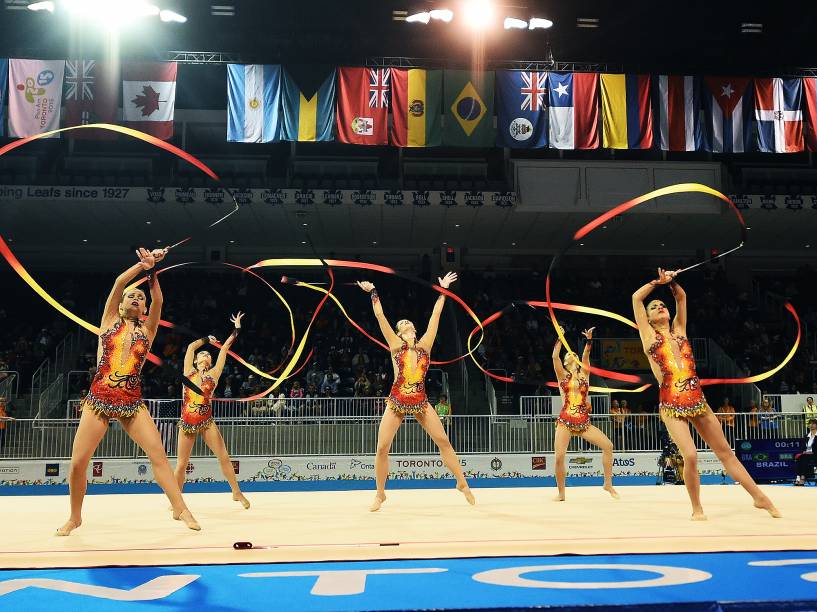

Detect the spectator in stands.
xmin=435 ymin=393 xmax=452 ymax=428
xmin=746 ymin=399 xmax=760 ymax=438
xmin=0 ymin=397 xmax=10 ymax=450
xmin=289 ymin=380 xmax=305 ymax=399
xmin=619 ymin=399 xmax=634 ymax=449
xmin=794 ymin=419 xmax=817 ymax=485
xmin=352 ymin=348 xmax=370 ymax=372
xmin=803 ymin=396 xmax=817 ymax=429
xmin=716 ymin=397 xmax=736 ymax=444
xmin=610 ymin=399 xmax=626 ymax=450
xmin=759 ymin=397 xmax=779 ymax=435
xmin=306 ymin=362 xmax=323 ymax=389
xmin=321 ymin=367 xmax=340 ymax=395
xmin=354 ymin=371 xmax=372 ymax=397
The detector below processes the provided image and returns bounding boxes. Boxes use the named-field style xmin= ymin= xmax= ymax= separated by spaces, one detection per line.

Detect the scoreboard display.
xmin=736 ymin=438 xmax=800 ymax=483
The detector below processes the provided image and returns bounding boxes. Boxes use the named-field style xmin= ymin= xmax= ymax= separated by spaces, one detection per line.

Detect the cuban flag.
xmin=227 ymin=64 xmax=282 ymax=143
xmin=754 ymin=78 xmax=803 ymax=153
xmin=656 ymin=75 xmax=702 ymax=151
xmin=547 ymin=72 xmax=598 ymax=149
xmin=702 ymin=77 xmax=754 ymax=153
xmin=496 ymin=70 xmax=548 ymax=148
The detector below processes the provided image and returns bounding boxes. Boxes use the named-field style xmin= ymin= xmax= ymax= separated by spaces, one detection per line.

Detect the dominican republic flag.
xmin=656 ymin=75 xmax=702 ymax=151
xmin=702 ymin=77 xmax=754 ymax=153
xmin=0 ymin=59 xmax=7 ymax=137
xmin=754 ymin=78 xmax=803 ymax=153
xmin=547 ymin=72 xmax=598 ymax=149
xmin=227 ymin=64 xmax=282 ymax=143
xmin=8 ymin=59 xmax=65 ymax=138
xmin=599 ymin=74 xmax=653 ymax=149
xmin=496 ymin=70 xmax=548 ymax=148
xmin=63 ymin=59 xmax=119 ymax=139
xmin=122 ymin=62 xmax=177 ymax=140
xmin=336 ymin=67 xmax=390 ymax=145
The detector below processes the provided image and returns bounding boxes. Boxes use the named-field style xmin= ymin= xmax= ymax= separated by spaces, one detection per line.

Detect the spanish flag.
xmin=600 ymin=74 xmax=653 ymax=149
xmin=281 ymin=68 xmax=336 ymax=142
xmin=391 ymin=68 xmax=442 ymax=147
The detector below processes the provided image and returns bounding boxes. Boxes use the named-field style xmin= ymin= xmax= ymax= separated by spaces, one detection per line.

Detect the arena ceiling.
xmin=2 ymin=1 xmax=817 ymax=74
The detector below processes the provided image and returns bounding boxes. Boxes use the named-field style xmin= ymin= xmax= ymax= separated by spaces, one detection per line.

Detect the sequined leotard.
xmin=81 ymin=320 xmax=149 ymax=418
xmin=385 ymin=341 xmax=429 ymax=415
xmin=179 ymin=372 xmax=216 ymax=434
xmin=557 ymin=371 xmax=591 ymax=432
xmin=648 ymin=330 xmax=707 ymax=418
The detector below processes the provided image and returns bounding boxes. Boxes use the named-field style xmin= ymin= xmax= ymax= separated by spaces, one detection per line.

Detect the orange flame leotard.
xmin=557 ymin=371 xmax=591 ymax=432
xmin=385 ymin=342 xmax=429 ymax=415
xmin=648 ymin=330 xmax=707 ymax=418
xmin=81 ymin=320 xmax=149 ymax=418
xmin=179 ymin=372 xmax=216 ymax=434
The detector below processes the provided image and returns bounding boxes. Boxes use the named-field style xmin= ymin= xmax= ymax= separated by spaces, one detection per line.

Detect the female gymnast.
xmin=632 ymin=268 xmax=780 ymax=520
xmin=357 ymin=272 xmax=475 ymax=511
xmin=174 ymin=312 xmax=250 ymax=509
xmin=552 ymin=327 xmax=618 ymax=501
xmin=58 ymin=248 xmax=200 ymax=535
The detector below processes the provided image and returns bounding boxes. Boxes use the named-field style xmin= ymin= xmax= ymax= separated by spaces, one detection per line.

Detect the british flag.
xmin=65 ymin=59 xmax=96 ymax=102
xmin=368 ymin=68 xmax=390 ymax=108
xmin=63 ymin=59 xmax=118 ymax=138
xmin=520 ymin=71 xmax=547 ymax=111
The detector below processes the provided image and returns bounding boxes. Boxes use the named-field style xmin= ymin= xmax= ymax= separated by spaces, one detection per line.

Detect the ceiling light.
xmin=229 ymin=240 xmax=235 ymax=244
xmin=576 ymin=17 xmax=599 ymax=28
xmin=740 ymin=22 xmax=762 ymax=33
xmin=302 ymin=222 xmax=308 ymax=226
xmin=528 ymin=17 xmax=552 ymax=29
xmin=511 ymin=242 xmax=516 ymax=246
xmin=27 ymin=1 xmax=54 ymax=11
xmin=406 ymin=11 xmax=430 ymax=23
xmin=211 ymin=3 xmax=234 ymax=16
xmin=159 ymin=9 xmax=186 ymax=22
xmin=463 ymin=0 xmax=494 ymax=30
xmin=503 ymin=17 xmax=527 ymax=29
xmin=429 ymin=8 xmax=453 ymax=22
xmin=82 ymin=239 xmax=88 ymax=243
xmin=300 ymin=240 xmax=306 ymax=244
xmin=455 ymin=223 xmax=461 ymax=227
xmin=145 ymin=221 xmax=151 ymax=225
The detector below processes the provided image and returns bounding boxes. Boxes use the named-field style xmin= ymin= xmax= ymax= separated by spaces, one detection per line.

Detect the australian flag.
xmin=496 ymin=70 xmax=548 ymax=148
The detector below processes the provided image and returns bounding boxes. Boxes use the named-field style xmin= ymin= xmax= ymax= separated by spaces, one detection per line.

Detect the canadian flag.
xmin=122 ymin=62 xmax=177 ymax=140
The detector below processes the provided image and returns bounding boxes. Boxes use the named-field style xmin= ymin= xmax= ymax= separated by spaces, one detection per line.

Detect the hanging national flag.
xmin=7 ymin=59 xmax=65 ymax=138
xmin=122 ymin=62 xmax=177 ymax=140
xmin=803 ymin=78 xmax=817 ymax=151
xmin=0 ymin=59 xmax=7 ymax=137
xmin=336 ymin=67 xmax=390 ymax=145
xmin=496 ymin=70 xmax=548 ymax=148
xmin=702 ymin=77 xmax=754 ymax=153
xmin=390 ymin=68 xmax=442 ymax=147
xmin=754 ymin=78 xmax=803 ymax=153
xmin=443 ymin=70 xmax=495 ymax=147
xmin=600 ymin=74 xmax=653 ymax=149
xmin=656 ymin=75 xmax=702 ymax=151
xmin=227 ymin=64 xmax=282 ymax=143
xmin=547 ymin=72 xmax=598 ymax=149
xmin=281 ymin=68 xmax=335 ymax=142
xmin=63 ymin=59 xmax=119 ymax=139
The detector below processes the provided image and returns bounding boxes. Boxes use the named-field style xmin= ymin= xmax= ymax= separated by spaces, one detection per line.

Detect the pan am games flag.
xmin=390 ymin=68 xmax=442 ymax=147
xmin=443 ymin=70 xmax=495 ymax=147
xmin=227 ymin=64 xmax=282 ymax=143
xmin=8 ymin=59 xmax=65 ymax=138
xmin=281 ymin=68 xmax=335 ymax=142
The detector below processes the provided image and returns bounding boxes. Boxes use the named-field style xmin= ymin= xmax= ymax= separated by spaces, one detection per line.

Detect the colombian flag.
xmin=600 ymin=74 xmax=653 ymax=149
xmin=390 ymin=69 xmax=442 ymax=147
xmin=281 ymin=69 xmax=336 ymax=142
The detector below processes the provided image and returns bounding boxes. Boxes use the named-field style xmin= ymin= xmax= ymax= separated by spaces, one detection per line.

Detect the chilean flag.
xmin=547 ymin=72 xmax=598 ymax=149
xmin=702 ymin=77 xmax=753 ymax=153
xmin=754 ymin=78 xmax=804 ymax=153
xmin=656 ymin=75 xmax=701 ymax=151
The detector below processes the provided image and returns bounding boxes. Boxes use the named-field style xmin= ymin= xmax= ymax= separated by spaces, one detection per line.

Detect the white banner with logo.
xmin=0 ymin=452 xmax=723 ymax=486
xmin=0 ymin=185 xmax=517 ymax=209
xmin=7 ymin=59 xmax=65 ymax=138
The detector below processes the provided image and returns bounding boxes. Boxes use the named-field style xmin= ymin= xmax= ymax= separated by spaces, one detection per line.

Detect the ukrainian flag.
xmin=600 ymin=74 xmax=654 ymax=149
xmin=281 ymin=69 xmax=336 ymax=142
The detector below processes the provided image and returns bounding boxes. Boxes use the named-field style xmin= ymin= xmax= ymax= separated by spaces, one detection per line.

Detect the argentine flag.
xmin=227 ymin=64 xmax=282 ymax=143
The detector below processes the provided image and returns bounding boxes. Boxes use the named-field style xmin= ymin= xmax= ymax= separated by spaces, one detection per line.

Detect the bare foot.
xmin=457 ymin=483 xmax=476 ymax=505
xmin=691 ymin=509 xmax=707 ymax=521
xmin=233 ymin=493 xmax=250 ymax=509
xmin=369 ymin=493 xmax=386 ymax=512
xmin=604 ymin=485 xmax=620 ymax=499
xmin=56 ymin=518 xmax=81 ymax=536
xmin=754 ymin=498 xmax=782 ymax=518
xmin=552 ymin=493 xmax=565 ymax=502
xmin=173 ymin=509 xmax=201 ymax=531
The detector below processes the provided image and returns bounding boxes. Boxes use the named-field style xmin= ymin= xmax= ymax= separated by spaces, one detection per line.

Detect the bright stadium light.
xmin=528 ymin=17 xmax=553 ymax=30
xmin=429 ymin=9 xmax=453 ymax=22
xmin=462 ymin=0 xmax=493 ymax=30
xmin=503 ymin=17 xmax=527 ymax=30
xmin=159 ymin=9 xmax=186 ymax=22
xmin=27 ymin=1 xmax=55 ymax=11
xmin=406 ymin=11 xmax=431 ymax=23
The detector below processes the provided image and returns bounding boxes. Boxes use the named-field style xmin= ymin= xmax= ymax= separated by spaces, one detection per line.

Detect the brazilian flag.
xmin=443 ymin=70 xmax=495 ymax=147
xmin=281 ymin=67 xmax=336 ymax=142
